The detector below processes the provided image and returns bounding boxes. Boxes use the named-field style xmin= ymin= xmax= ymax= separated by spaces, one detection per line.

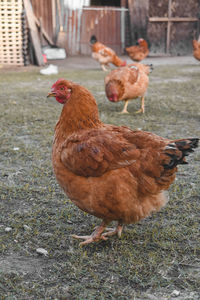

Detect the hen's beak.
xmin=47 ymin=92 xmax=56 ymax=98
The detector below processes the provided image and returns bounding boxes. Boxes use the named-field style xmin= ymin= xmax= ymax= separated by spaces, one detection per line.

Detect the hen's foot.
xmin=71 ymin=233 xmax=108 ymax=246
xmin=119 ymin=110 xmax=129 ymax=114
xmin=135 ymin=108 xmax=144 ymax=114
xmin=101 ymin=65 xmax=109 ymax=72
xmin=71 ymin=221 xmax=108 ymax=246
xmin=136 ymin=97 xmax=145 ymax=114
xmin=71 ymin=222 xmax=123 ymax=245
xmin=103 ymin=224 xmax=123 ymax=238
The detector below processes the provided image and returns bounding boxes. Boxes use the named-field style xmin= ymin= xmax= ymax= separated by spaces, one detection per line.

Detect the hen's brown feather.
xmin=91 ymin=41 xmax=126 ymax=70
xmin=126 ymin=39 xmax=149 ymax=62
xmin=192 ymin=40 xmax=200 ymax=61
xmin=105 ymin=63 xmax=150 ymax=113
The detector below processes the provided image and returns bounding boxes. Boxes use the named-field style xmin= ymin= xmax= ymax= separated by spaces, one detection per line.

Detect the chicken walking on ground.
xmin=90 ymin=35 xmax=126 ymax=71
xmin=192 ymin=39 xmax=200 ymax=61
xmin=126 ymin=38 xmax=149 ymax=62
xmin=47 ymin=79 xmax=199 ymax=246
xmin=105 ymin=63 xmax=152 ymax=114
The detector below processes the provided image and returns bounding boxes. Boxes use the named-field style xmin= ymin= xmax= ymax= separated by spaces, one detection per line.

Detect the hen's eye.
xmin=60 ymin=87 xmax=65 ymax=90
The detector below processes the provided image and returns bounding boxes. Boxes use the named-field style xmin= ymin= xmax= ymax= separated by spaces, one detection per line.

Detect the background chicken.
xmin=126 ymin=38 xmax=149 ymax=62
xmin=90 ymin=35 xmax=126 ymax=71
xmin=105 ymin=62 xmax=152 ymax=114
xmin=47 ymin=79 xmax=198 ymax=246
xmin=192 ymin=39 xmax=200 ymax=61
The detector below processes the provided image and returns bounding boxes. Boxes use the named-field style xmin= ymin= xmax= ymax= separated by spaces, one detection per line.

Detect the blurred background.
xmin=0 ymin=0 xmax=200 ymax=66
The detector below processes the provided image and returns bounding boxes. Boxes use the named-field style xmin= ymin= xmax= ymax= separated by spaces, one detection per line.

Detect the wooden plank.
xmin=121 ymin=8 xmax=125 ymax=51
xmin=128 ymin=0 xmax=149 ymax=43
xmin=31 ymin=0 xmax=54 ymax=47
xmin=0 ymin=45 xmax=25 ymax=49
xmin=51 ymin=0 xmax=56 ymax=42
xmin=82 ymin=7 xmax=128 ymax=11
xmin=166 ymin=0 xmax=171 ymax=53
xmin=0 ymin=57 xmax=23 ymax=60
xmin=34 ymin=15 xmax=54 ymax=45
xmin=149 ymin=17 xmax=198 ymax=22
xmin=23 ymin=0 xmax=44 ymax=65
xmin=0 ymin=62 xmax=24 ymax=66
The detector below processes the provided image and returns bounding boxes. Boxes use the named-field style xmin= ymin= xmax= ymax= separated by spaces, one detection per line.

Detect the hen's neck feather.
xmin=108 ymin=79 xmax=125 ymax=99
xmin=54 ymin=84 xmax=102 ymax=141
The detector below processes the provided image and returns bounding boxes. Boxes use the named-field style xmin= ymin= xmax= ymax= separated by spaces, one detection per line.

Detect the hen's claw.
xmin=119 ymin=110 xmax=129 ymax=114
xmin=71 ymin=222 xmax=123 ymax=245
xmin=70 ymin=221 xmax=108 ymax=246
xmin=103 ymin=224 xmax=123 ymax=238
xmin=135 ymin=96 xmax=145 ymax=114
xmin=71 ymin=234 xmax=108 ymax=246
xmin=135 ymin=109 xmax=143 ymax=114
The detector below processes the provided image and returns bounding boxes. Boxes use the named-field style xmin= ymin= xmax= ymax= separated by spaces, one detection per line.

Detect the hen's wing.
xmin=92 ymin=42 xmax=114 ymax=57
xmin=60 ymin=125 xmax=198 ymax=192
xmin=128 ymin=63 xmax=152 ymax=75
xmin=192 ymin=40 xmax=199 ymax=50
xmin=60 ymin=125 xmax=174 ymax=178
xmin=60 ymin=126 xmax=142 ymax=177
xmin=126 ymin=45 xmax=138 ymax=53
xmin=99 ymin=47 xmax=115 ymax=58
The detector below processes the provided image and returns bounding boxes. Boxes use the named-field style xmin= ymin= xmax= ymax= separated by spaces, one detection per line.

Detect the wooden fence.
xmin=148 ymin=0 xmax=200 ymax=54
xmin=0 ymin=0 xmax=29 ymax=65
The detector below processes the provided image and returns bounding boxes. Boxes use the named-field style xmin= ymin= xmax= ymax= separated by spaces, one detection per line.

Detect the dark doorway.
xmin=90 ymin=0 xmax=121 ymax=7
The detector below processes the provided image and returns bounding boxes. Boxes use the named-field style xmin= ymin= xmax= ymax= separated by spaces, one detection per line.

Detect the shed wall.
xmin=147 ymin=0 xmax=199 ymax=54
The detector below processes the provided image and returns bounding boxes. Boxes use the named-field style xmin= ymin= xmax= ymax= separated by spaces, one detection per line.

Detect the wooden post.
xmin=23 ymin=0 xmax=44 ymax=65
xmin=166 ymin=0 xmax=172 ymax=53
xmin=34 ymin=16 xmax=55 ymax=46
xmin=121 ymin=8 xmax=126 ymax=52
xmin=128 ymin=0 xmax=149 ymax=44
xmin=197 ymin=13 xmax=200 ymax=41
xmin=52 ymin=0 xmax=56 ymax=43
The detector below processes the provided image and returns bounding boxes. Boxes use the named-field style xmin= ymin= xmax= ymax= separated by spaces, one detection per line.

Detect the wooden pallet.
xmin=0 ymin=0 xmax=29 ymax=66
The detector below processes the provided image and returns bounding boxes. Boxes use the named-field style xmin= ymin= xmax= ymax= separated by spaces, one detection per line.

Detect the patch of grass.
xmin=0 ymin=62 xmax=199 ymax=300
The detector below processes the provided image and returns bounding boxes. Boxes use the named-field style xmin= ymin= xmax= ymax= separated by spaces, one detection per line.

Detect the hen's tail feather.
xmin=175 ymin=138 xmax=199 ymax=151
xmin=112 ymin=55 xmax=126 ymax=67
xmin=90 ymin=35 xmax=97 ymax=45
xmin=147 ymin=64 xmax=154 ymax=73
xmin=163 ymin=138 xmax=199 ymax=170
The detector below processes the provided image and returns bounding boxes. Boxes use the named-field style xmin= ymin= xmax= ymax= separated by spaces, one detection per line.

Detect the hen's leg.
xmin=120 ymin=100 xmax=129 ymax=113
xmin=71 ymin=221 xmax=108 ymax=246
xmin=101 ymin=64 xmax=108 ymax=71
xmin=103 ymin=222 xmax=123 ymax=238
xmin=135 ymin=96 xmax=145 ymax=114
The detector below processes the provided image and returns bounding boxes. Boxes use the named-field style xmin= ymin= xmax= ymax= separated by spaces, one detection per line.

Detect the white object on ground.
xmin=40 ymin=64 xmax=58 ymax=75
xmin=43 ymin=47 xmax=66 ymax=59
xmin=23 ymin=224 xmax=31 ymax=231
xmin=171 ymin=290 xmax=180 ymax=297
xmin=36 ymin=248 xmax=48 ymax=256
xmin=5 ymin=227 xmax=12 ymax=232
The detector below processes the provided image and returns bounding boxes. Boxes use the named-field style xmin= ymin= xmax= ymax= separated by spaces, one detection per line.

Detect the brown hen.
xmin=192 ymin=39 xmax=200 ymax=61
xmin=126 ymin=38 xmax=149 ymax=62
xmin=90 ymin=35 xmax=126 ymax=71
xmin=47 ymin=79 xmax=199 ymax=245
xmin=105 ymin=63 xmax=152 ymax=113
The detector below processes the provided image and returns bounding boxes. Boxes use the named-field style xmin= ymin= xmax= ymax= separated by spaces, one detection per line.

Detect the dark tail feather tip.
xmin=175 ymin=138 xmax=199 ymax=151
xmin=164 ymin=138 xmax=199 ymax=170
xmin=189 ymin=138 xmax=199 ymax=148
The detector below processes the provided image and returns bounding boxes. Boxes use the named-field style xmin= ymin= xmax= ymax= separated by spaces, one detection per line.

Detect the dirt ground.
xmin=0 ymin=55 xmax=200 ymax=300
